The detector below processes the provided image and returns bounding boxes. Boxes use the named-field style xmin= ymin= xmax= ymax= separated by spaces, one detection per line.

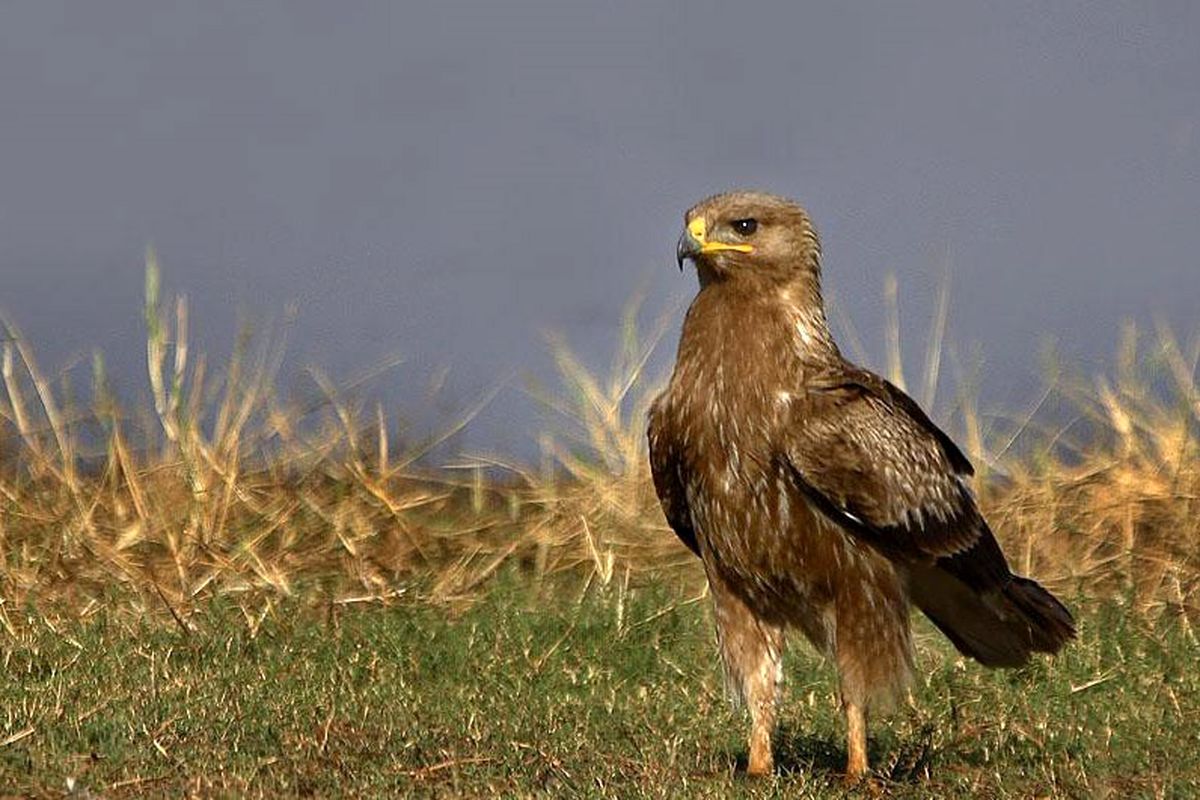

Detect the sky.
xmin=1 ymin=2 xmax=1197 ymax=455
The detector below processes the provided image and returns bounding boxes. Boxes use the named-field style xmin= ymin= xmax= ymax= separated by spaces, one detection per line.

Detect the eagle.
xmin=648 ymin=191 xmax=1074 ymax=780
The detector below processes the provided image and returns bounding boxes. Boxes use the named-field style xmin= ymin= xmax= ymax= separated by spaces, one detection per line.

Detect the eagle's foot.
xmin=746 ymin=728 xmax=774 ymax=777
xmin=844 ymin=752 xmax=869 ymax=783
xmin=746 ymin=756 xmax=773 ymax=777
xmin=844 ymin=700 xmax=870 ymax=782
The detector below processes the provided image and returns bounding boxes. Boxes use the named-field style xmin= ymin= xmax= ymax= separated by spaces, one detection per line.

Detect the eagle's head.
xmin=677 ymin=191 xmax=822 ymax=289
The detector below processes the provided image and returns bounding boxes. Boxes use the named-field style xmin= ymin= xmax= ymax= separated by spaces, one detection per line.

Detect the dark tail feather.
xmin=1001 ymin=575 xmax=1077 ymax=655
xmin=909 ymin=565 xmax=1076 ymax=668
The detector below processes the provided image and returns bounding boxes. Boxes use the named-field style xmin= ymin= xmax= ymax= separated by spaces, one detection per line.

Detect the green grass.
xmin=2 ymin=578 xmax=1196 ymax=798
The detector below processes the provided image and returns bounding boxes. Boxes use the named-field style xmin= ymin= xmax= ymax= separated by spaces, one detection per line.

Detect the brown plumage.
xmin=648 ymin=191 xmax=1075 ymax=780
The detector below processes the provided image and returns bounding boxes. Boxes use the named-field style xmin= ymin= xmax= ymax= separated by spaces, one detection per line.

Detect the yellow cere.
xmin=688 ymin=215 xmax=754 ymax=254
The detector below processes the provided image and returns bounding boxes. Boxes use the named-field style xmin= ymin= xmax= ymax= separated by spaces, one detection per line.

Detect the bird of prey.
xmin=648 ymin=191 xmax=1074 ymax=780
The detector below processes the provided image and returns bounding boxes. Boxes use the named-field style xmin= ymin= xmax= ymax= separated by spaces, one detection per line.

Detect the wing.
xmin=783 ymin=362 xmax=994 ymax=567
xmin=784 ymin=362 xmax=1075 ymax=663
xmin=647 ymin=394 xmax=699 ymax=556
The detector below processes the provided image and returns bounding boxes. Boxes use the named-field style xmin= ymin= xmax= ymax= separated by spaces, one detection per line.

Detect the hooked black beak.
xmin=676 ymin=227 xmax=701 ymax=271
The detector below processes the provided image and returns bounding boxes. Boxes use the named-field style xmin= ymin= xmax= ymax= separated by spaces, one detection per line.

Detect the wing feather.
xmin=785 ymin=364 xmax=982 ymax=560
xmin=648 ymin=394 xmax=699 ymax=556
xmin=785 ymin=362 xmax=1075 ymax=661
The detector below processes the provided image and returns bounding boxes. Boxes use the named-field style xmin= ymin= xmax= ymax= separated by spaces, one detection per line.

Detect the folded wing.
xmin=784 ymin=364 xmax=1075 ymax=666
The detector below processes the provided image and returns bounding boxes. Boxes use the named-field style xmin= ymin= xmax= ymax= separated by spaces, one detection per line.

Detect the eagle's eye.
xmin=731 ymin=218 xmax=758 ymax=237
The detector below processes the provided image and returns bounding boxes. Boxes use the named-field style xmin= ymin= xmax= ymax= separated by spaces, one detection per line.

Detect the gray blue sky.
xmin=1 ymin=2 xmax=1197 ymax=454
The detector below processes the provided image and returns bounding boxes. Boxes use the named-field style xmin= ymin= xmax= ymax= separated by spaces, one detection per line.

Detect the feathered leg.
xmin=832 ymin=547 xmax=913 ymax=781
xmin=709 ymin=573 xmax=785 ymax=777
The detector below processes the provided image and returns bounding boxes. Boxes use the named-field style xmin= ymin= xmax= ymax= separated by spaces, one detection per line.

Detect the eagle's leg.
xmin=844 ymin=700 xmax=868 ymax=780
xmin=709 ymin=574 xmax=784 ymax=777
xmin=832 ymin=551 xmax=911 ymax=781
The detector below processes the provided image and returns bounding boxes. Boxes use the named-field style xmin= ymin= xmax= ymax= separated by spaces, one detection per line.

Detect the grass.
xmin=3 ymin=576 xmax=1197 ymax=798
xmin=2 ymin=258 xmax=1199 ymax=795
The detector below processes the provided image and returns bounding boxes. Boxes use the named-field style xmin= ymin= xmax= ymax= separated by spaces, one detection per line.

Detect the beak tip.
xmin=675 ymin=230 xmax=695 ymax=272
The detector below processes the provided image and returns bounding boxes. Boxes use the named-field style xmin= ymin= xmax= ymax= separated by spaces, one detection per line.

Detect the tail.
xmin=909 ymin=564 xmax=1076 ymax=668
xmin=1002 ymin=575 xmax=1077 ymax=655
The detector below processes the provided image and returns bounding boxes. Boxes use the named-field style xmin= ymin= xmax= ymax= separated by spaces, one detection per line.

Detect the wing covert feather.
xmin=784 ymin=365 xmax=981 ymax=560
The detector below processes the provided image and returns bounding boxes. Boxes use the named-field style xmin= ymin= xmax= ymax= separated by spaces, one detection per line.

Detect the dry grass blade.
xmin=884 ymin=272 xmax=906 ymax=391
xmin=921 ymin=263 xmax=951 ymax=410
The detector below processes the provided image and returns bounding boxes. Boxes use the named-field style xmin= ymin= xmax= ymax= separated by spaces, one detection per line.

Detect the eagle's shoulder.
xmin=804 ymin=363 xmax=973 ymax=476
